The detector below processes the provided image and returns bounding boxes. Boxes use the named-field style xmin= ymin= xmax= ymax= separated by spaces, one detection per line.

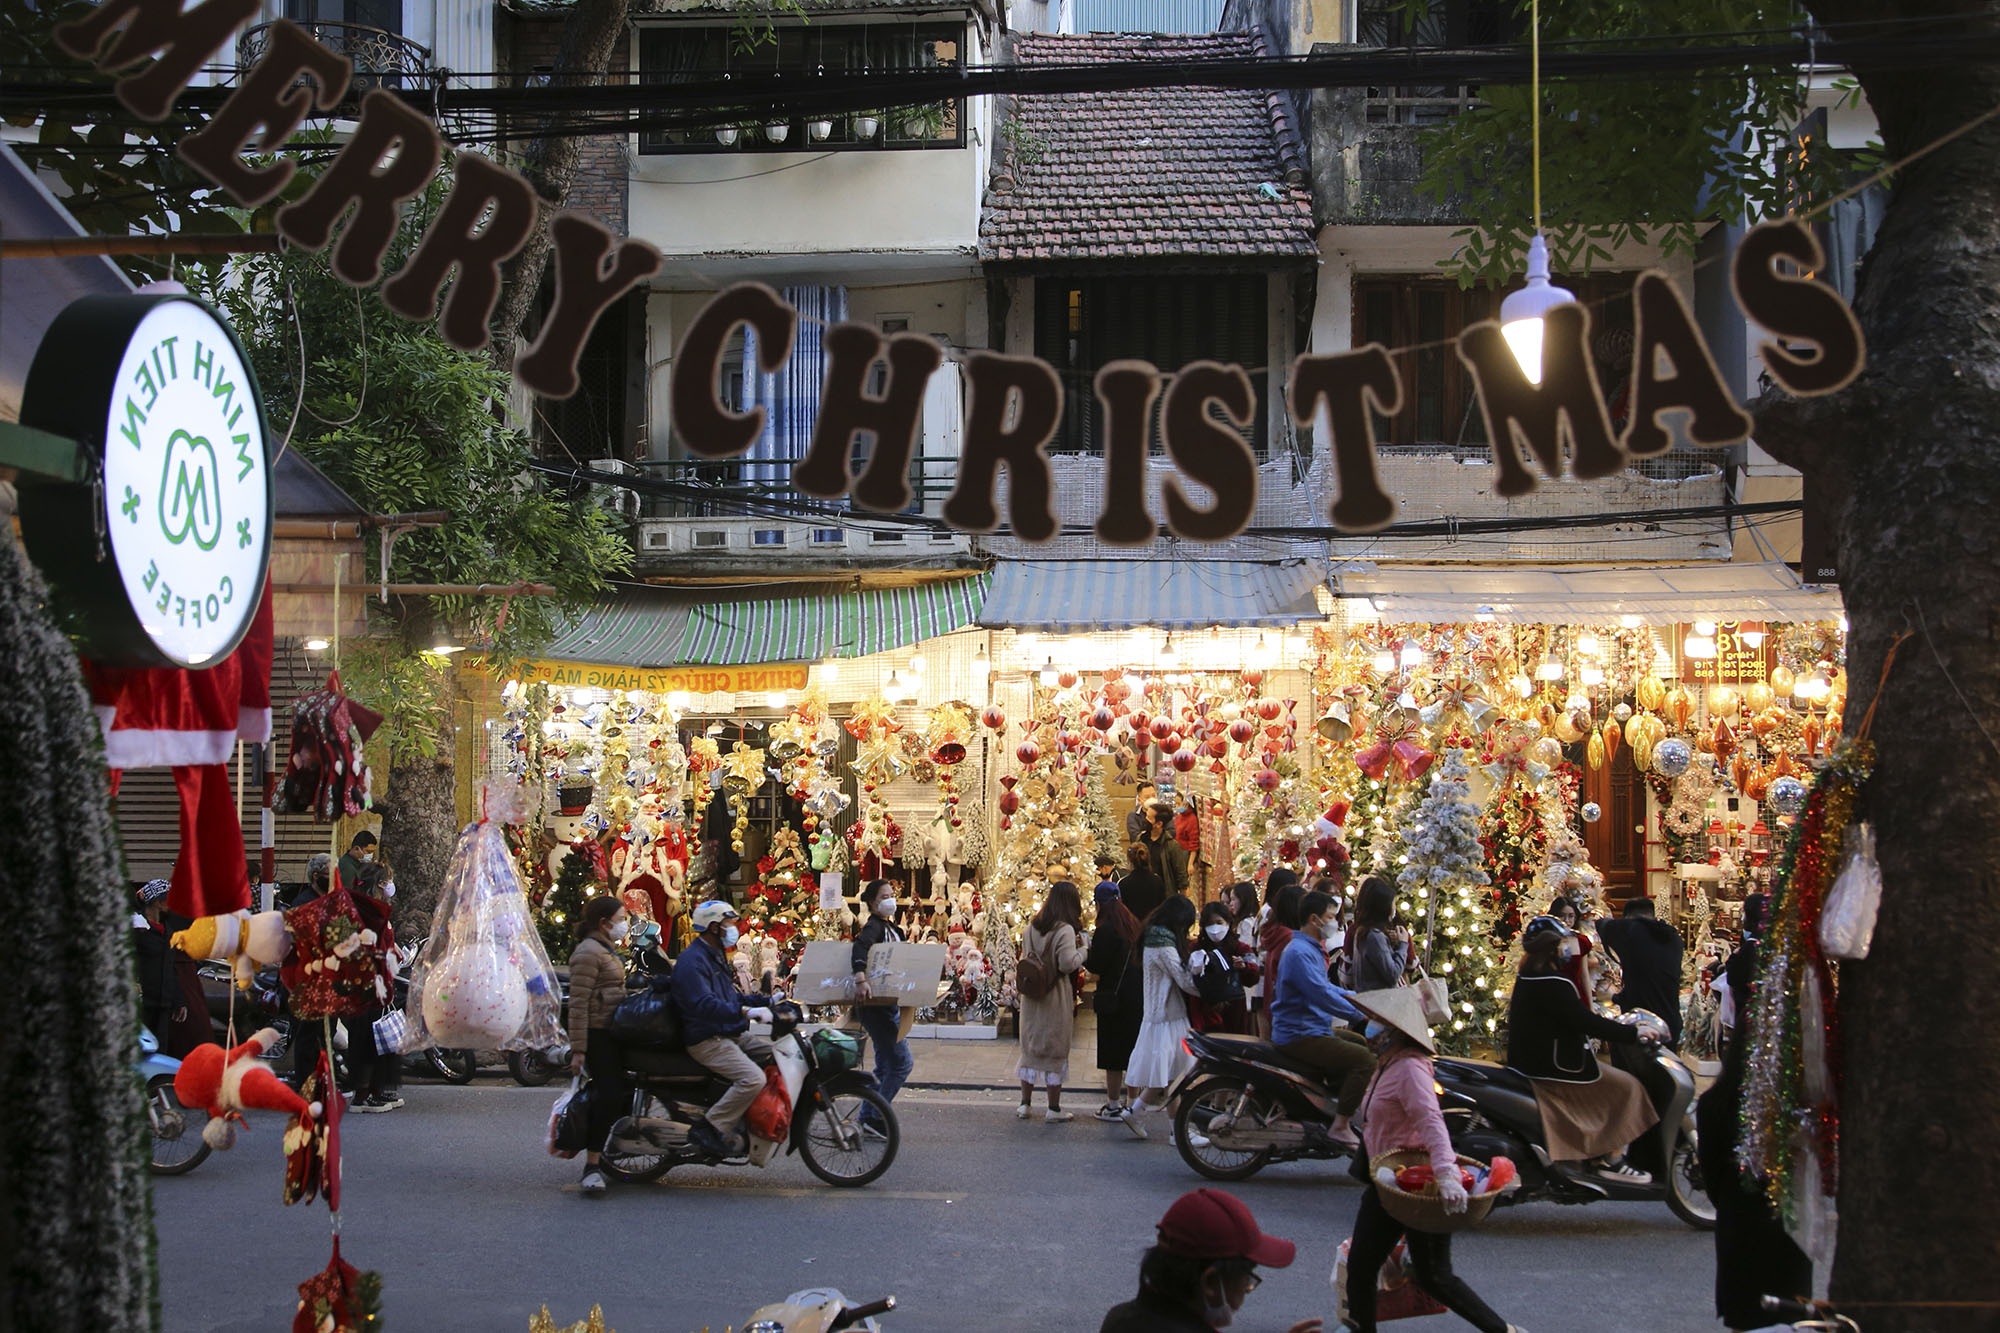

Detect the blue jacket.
xmin=1271 ymin=932 xmax=1365 ymax=1045
xmin=671 ymin=937 xmax=757 ymax=1046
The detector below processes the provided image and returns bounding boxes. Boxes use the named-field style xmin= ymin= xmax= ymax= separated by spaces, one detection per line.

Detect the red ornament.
xmin=1149 ymin=717 xmax=1173 ymax=742
xmin=1102 ymin=667 xmax=1123 ymax=682
xmin=1056 ymin=669 xmax=1080 ymax=690
xmin=1256 ymin=698 xmax=1284 ymax=722
xmin=1171 ymin=750 xmax=1198 ymax=773
xmin=1090 ymin=706 xmax=1115 ymax=731
xmin=1206 ymin=736 xmax=1231 ymax=758
xmin=1241 ymin=668 xmax=1264 ymax=687
xmin=1130 ymin=709 xmax=1151 ymax=736
xmin=1254 ymin=767 xmax=1282 ymax=793
xmin=980 ymin=705 xmax=1007 ymax=731
xmin=1228 ymin=719 xmax=1257 ymax=745
xmin=999 ymin=789 xmax=1020 ymax=815
xmin=999 ymin=774 xmax=1017 ymax=790
xmin=1016 ymin=741 xmax=1042 ymax=765
xmin=1159 ymin=732 xmax=1182 ymax=755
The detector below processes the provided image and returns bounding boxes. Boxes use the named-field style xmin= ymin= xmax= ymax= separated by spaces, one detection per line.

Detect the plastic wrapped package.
xmin=1819 ymin=821 xmax=1882 ymax=961
xmin=402 ymin=786 xmax=565 ymax=1053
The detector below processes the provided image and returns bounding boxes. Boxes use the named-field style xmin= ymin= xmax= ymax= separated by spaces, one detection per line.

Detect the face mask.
xmin=722 ymin=925 xmax=740 ymax=949
xmin=1205 ymin=923 xmax=1229 ymax=941
xmin=875 ymin=897 xmax=898 ymax=918
xmin=383 ymin=881 xmax=396 ymax=900
xmin=610 ymin=921 xmax=629 ymax=943
xmin=1559 ymin=937 xmax=1581 ymax=961
xmin=1321 ymin=927 xmax=1340 ymax=954
xmin=1200 ymin=1275 xmax=1237 ymax=1329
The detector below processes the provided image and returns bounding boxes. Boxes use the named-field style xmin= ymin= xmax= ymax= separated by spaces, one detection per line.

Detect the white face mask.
xmin=1201 ymin=1275 xmax=1238 ymax=1328
xmin=721 ymin=924 xmax=740 ymax=949
xmin=383 ymin=881 xmax=396 ymax=900
xmin=874 ymin=897 xmax=898 ymax=918
xmin=1205 ymin=923 xmax=1229 ymax=942
xmin=610 ymin=920 xmax=629 ymax=943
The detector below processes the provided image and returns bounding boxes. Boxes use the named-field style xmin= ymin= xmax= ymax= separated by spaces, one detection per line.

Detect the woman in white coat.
xmin=1122 ymin=894 xmax=1202 ymax=1144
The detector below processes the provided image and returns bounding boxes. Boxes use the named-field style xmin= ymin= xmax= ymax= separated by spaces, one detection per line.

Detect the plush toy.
xmin=172 ymin=909 xmax=291 ymax=988
xmin=175 ymin=1027 xmax=319 ymax=1150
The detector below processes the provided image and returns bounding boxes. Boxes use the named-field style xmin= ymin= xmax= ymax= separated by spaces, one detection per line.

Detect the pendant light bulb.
xmin=1499 ymin=234 xmax=1575 ymax=385
xmin=971 ymin=644 xmax=990 ymax=679
xmin=1535 ymin=653 xmax=1564 ymax=681
xmin=1399 ymin=637 xmax=1425 ymax=668
xmin=1371 ymin=648 xmax=1398 ymax=676
xmin=1038 ymin=657 xmax=1058 ymax=688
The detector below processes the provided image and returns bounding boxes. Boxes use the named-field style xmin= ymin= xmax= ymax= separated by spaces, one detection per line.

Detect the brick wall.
xmin=502 ymin=15 xmax=630 ymax=236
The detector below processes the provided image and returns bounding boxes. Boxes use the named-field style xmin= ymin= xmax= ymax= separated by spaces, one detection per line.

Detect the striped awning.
xmin=680 ymin=575 xmax=990 ymax=665
xmin=979 ymin=559 xmax=1324 ymax=632
xmin=539 ymin=589 xmax=694 ymax=667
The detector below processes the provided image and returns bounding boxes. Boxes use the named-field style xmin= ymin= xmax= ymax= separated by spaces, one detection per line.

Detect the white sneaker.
xmin=1118 ymin=1105 xmax=1149 ymax=1140
xmin=578 ymin=1169 xmax=608 ymax=1196
xmin=1015 ymin=1103 xmax=1031 ymax=1120
xmin=1592 ymin=1161 xmax=1652 ymax=1185
xmin=1044 ymin=1109 xmax=1073 ymax=1123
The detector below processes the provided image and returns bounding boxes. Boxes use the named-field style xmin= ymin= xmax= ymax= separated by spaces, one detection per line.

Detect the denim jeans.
xmin=856 ymin=1005 xmax=915 ymax=1105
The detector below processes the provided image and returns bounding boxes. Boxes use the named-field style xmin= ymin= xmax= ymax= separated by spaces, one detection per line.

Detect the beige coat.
xmin=1017 ymin=922 xmax=1087 ymax=1067
xmin=566 ymin=935 xmax=628 ymax=1057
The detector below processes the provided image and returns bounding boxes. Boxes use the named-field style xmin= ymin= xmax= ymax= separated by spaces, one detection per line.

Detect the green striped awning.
xmin=539 ymin=589 xmax=693 ymax=666
xmin=681 ymin=575 xmax=990 ymax=665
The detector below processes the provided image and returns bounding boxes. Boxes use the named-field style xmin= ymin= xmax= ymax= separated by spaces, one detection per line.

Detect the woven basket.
xmin=1370 ymin=1150 xmax=1503 ymax=1234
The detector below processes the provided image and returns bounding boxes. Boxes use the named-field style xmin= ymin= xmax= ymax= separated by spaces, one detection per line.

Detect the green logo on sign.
xmin=159 ymin=428 xmax=223 ymax=551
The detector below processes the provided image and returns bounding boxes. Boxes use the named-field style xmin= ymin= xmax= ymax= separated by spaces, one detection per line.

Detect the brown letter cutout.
xmin=515 ymin=213 xmax=663 ymax=399
xmin=794 ymin=324 xmax=944 ymax=511
xmin=1731 ymin=219 xmax=1866 ymax=397
xmin=381 ymin=155 xmax=538 ymax=350
xmin=942 ymin=352 xmax=1063 ymax=542
xmin=668 ymin=284 xmax=798 ymax=460
xmin=1160 ymin=362 xmax=1258 ymax=542
xmin=1458 ymin=303 xmax=1625 ymax=498
xmin=1622 ymin=271 xmax=1753 ymax=457
xmin=1093 ymin=361 xmax=1160 ymax=546
xmin=180 ymin=21 xmax=351 ymax=206
xmin=1290 ymin=348 xmax=1400 ymax=532
xmin=54 ymin=0 xmax=261 ymax=121
xmin=277 ymin=89 xmax=442 ymax=287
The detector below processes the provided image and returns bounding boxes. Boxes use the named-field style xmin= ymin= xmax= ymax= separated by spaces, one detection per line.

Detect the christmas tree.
xmin=537 ymin=845 xmax=602 ymax=962
xmin=754 ymin=826 xmax=818 ymax=962
xmin=1397 ymin=748 xmax=1506 ymax=1053
xmin=1479 ymin=779 xmax=1548 ymax=944
xmin=1082 ymin=760 xmax=1125 ymax=868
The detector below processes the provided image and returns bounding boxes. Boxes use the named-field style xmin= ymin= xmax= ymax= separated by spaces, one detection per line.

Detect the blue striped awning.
xmin=979 ymin=559 xmax=1323 ymax=633
xmin=680 ymin=575 xmax=990 ymax=665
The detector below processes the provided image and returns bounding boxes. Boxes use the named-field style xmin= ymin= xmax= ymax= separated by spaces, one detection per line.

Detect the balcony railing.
xmin=637 ymin=455 xmax=962 ymax=521
xmin=237 ymin=21 xmax=433 ymax=91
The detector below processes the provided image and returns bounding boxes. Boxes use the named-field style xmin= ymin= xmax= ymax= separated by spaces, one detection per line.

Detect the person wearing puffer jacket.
xmin=566 ymin=896 xmax=633 ymax=1196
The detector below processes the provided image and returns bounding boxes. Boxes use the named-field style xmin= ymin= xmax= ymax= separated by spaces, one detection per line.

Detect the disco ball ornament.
xmin=1581 ymin=802 xmax=1602 ymax=823
xmin=1768 ymin=774 xmax=1809 ymax=817
xmin=1612 ymin=703 xmax=1633 ymax=723
xmin=1653 ymin=738 xmax=1693 ymax=779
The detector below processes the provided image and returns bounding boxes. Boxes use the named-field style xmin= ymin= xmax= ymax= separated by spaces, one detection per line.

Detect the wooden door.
xmin=1584 ymin=742 xmax=1647 ymax=903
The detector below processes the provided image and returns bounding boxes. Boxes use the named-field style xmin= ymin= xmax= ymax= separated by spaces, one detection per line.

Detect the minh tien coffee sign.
xmin=55 ymin=0 xmax=1865 ymax=544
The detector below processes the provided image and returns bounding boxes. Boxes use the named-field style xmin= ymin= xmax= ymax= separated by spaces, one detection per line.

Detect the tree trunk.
xmin=1772 ymin=6 xmax=2000 ymax=1325
xmin=491 ymin=0 xmax=633 ymax=368
xmin=381 ymin=758 xmax=459 ymax=942
xmin=0 ymin=538 xmax=154 ymax=1330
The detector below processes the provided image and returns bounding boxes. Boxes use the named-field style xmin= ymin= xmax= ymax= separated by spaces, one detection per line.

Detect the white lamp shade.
xmin=1499 ymin=234 xmax=1575 ymax=385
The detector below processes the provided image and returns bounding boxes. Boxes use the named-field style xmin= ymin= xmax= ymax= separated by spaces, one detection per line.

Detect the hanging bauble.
xmin=1531 ymin=737 xmax=1563 ymax=770
xmin=980 ymin=706 xmax=1007 ymax=731
xmin=1253 ymin=767 xmax=1281 ymax=793
xmin=1130 ymin=709 xmax=1151 ymax=737
xmin=1159 ymin=733 xmax=1182 ymax=755
xmin=1206 ymin=736 xmax=1231 ymax=758
xmin=1240 ymin=668 xmax=1264 ymax=687
xmin=1611 ymin=702 xmax=1633 ymax=722
xmin=1016 ymin=741 xmax=1041 ymax=766
xmin=1768 ymin=775 xmax=1809 ymax=817
xmin=1090 ymin=706 xmax=1115 ymax=731
xmin=1653 ymin=738 xmax=1693 ymax=779
xmin=1056 ymin=669 xmax=1080 ymax=690
xmin=1581 ymin=802 xmax=1602 ymax=823
xmin=999 ymin=789 xmax=1020 ymax=816
xmin=1171 ymin=749 xmax=1198 ymax=773
xmin=1228 ymin=719 xmax=1257 ymax=745
xmin=1745 ymin=681 xmax=1775 ymax=711
xmin=1710 ymin=686 xmax=1740 ymax=718
xmin=1102 ymin=666 xmax=1124 ymax=682
xmin=1635 ymin=677 xmax=1666 ymax=712
xmin=1770 ymin=665 xmax=1796 ymax=696
xmin=1255 ymin=698 xmax=1284 ymax=722
xmin=1148 ymin=717 xmax=1173 ymax=741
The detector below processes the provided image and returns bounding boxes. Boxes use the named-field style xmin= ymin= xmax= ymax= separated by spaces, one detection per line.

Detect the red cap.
xmin=1154 ymin=1189 xmax=1296 ymax=1268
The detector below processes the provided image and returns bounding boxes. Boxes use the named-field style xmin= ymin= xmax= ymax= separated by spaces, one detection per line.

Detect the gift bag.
xmin=1332 ymin=1237 xmax=1450 ymax=1324
xmin=1412 ymin=966 xmax=1453 ymax=1028
xmin=1820 ymin=821 xmax=1882 ymax=961
xmin=283 ymin=886 xmax=389 ymax=1020
xmin=746 ymin=1065 xmax=793 ymax=1143
xmin=547 ymin=1076 xmax=591 ymax=1159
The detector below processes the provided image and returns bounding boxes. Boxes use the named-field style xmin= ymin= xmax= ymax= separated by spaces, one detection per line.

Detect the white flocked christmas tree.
xmin=1396 ymin=747 xmax=1506 ymax=1052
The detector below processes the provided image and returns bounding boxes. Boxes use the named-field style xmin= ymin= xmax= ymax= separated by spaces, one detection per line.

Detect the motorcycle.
xmin=597 ymin=999 xmax=898 ymax=1188
xmin=141 ymin=1026 xmax=209 ymax=1175
xmin=1162 ymin=1030 xmax=1360 ymax=1180
xmin=1431 ymin=1010 xmax=1715 ymax=1229
xmin=745 ymin=1290 xmax=895 ymax=1333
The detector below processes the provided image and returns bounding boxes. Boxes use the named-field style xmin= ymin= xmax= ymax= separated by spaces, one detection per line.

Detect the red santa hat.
xmin=174 ymin=1027 xmax=316 ymax=1150
xmin=1315 ymin=802 xmax=1351 ymax=839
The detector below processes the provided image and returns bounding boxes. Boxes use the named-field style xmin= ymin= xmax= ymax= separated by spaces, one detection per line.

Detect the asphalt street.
xmin=153 ymin=1076 xmax=1719 ymax=1333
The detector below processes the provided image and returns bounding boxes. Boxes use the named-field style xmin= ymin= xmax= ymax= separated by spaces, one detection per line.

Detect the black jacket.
xmin=1100 ymin=1286 xmax=1210 ymax=1333
xmin=1597 ymin=916 xmax=1687 ymax=1045
xmin=1084 ymin=923 xmax=1140 ymax=1017
xmin=1505 ymin=971 xmax=1643 ymax=1082
xmin=1119 ymin=869 xmax=1167 ymax=924
xmin=850 ymin=913 xmax=904 ymax=975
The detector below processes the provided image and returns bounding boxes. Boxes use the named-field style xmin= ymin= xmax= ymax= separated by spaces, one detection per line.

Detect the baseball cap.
xmin=1154 ymin=1189 xmax=1295 ymax=1268
xmin=691 ymin=900 xmax=739 ymax=929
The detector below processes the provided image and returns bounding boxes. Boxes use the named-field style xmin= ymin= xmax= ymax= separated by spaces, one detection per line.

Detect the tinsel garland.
xmin=1740 ymin=736 xmax=1873 ymax=1222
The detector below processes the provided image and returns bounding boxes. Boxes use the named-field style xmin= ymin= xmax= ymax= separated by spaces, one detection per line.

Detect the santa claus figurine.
xmin=175 ymin=1027 xmax=319 ymax=1150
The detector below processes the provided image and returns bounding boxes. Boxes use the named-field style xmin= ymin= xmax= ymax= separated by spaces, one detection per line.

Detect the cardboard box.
xmin=793 ymin=939 xmax=862 ymax=1005
xmin=861 ymin=940 xmax=949 ymax=1007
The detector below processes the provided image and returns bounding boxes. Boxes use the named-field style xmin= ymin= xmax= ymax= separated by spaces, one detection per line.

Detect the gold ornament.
xmin=1636 ymin=676 xmax=1666 ymax=713
xmin=1769 ymin=665 xmax=1796 ymax=696
xmin=530 ymin=1305 xmax=613 ymax=1333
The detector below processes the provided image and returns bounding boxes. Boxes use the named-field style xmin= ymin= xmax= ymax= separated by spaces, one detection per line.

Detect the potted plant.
xmin=714 ymin=123 xmax=741 ymax=146
xmin=808 ymin=116 xmax=834 ymax=141
xmin=851 ymin=110 xmax=881 ymax=140
xmin=898 ymin=102 xmax=948 ymax=140
xmin=763 ymin=119 xmax=791 ymax=144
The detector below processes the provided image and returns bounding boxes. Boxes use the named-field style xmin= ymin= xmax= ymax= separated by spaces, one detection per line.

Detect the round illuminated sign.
xmin=18 ymin=293 xmax=272 ymax=668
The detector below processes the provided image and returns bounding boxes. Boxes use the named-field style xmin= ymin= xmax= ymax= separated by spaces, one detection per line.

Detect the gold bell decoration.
xmin=1316 ymin=700 xmax=1353 ymax=743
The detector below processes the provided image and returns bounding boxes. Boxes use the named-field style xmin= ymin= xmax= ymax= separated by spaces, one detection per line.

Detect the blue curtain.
xmin=742 ymin=284 xmax=847 ymax=493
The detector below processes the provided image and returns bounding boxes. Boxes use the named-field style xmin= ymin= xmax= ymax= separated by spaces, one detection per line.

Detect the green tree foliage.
xmin=1404 ymin=0 xmax=1851 ymax=281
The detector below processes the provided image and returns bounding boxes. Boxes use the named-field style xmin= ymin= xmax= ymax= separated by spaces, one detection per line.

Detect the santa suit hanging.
xmin=85 ymin=583 xmax=274 ymax=919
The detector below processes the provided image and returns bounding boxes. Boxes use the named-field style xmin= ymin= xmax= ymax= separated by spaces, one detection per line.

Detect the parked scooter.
xmin=744 ymin=1291 xmax=894 ymax=1333
xmin=1431 ymin=1009 xmax=1715 ymax=1229
xmin=1162 ymin=1029 xmax=1360 ymax=1180
xmin=596 ymin=999 xmax=897 ymax=1187
xmin=141 ymin=1026 xmax=209 ymax=1175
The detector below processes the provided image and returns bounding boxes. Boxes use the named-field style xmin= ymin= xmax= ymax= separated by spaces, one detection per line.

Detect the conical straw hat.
xmin=1351 ymin=987 xmax=1436 ymax=1055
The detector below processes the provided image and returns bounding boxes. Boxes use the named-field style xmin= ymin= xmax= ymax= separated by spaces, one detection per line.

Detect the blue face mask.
xmin=721 ymin=925 xmax=740 ymax=949
xmin=1364 ymin=1020 xmax=1390 ymax=1042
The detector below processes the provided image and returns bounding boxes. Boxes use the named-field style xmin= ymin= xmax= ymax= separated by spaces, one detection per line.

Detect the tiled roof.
xmin=979 ymin=31 xmax=1316 ymax=268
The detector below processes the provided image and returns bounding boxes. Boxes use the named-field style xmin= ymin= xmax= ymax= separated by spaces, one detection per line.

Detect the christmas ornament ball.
xmin=1581 ymin=802 xmax=1603 ymax=823
xmin=1171 ymin=749 xmax=1198 ymax=772
xmin=422 ymin=943 xmax=529 ymax=1048
xmin=1768 ymin=774 xmax=1809 ymax=816
xmin=1653 ymin=737 xmax=1693 ymax=779
xmin=1612 ymin=703 xmax=1633 ymax=723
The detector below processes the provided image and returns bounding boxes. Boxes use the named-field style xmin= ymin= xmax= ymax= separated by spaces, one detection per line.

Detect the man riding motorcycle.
xmin=1269 ymin=888 xmax=1374 ymax=1148
xmin=673 ymin=900 xmax=776 ymax=1158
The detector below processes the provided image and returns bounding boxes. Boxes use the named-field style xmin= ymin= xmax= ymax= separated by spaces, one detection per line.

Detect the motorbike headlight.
xmin=1433 ymin=1080 xmax=1446 ymax=1097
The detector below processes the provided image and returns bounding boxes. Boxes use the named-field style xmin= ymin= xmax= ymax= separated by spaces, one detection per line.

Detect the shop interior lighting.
xmin=1535 ymin=653 xmax=1564 ymax=681
xmin=1371 ymin=647 xmax=1398 ymax=675
xmin=1038 ymin=657 xmax=1059 ymax=687
xmin=304 ymin=637 xmax=330 ymax=652
xmin=1619 ymin=614 xmax=1643 ymax=628
xmin=704 ymin=720 xmax=725 ymax=736
xmin=1253 ymin=633 xmax=1276 ymax=668
xmin=1838 ymin=614 xmax=1849 ymax=633
xmin=1683 ymin=632 xmax=1718 ymax=660
xmin=1579 ymin=664 xmax=1605 ymax=686
xmin=1736 ymin=621 xmax=1768 ymax=648
xmin=1511 ymin=673 xmax=1534 ymax=698
xmin=1575 ymin=631 xmax=1600 ymax=656
xmin=764 ymin=692 xmax=786 ymax=709
xmin=1159 ymin=634 xmax=1177 ymax=667
xmin=667 ymin=690 xmax=692 ymax=710
xmin=1693 ymin=619 xmax=1718 ymax=637
xmin=971 ymin=645 xmax=990 ymax=679
xmin=885 ymin=669 xmax=907 ymax=698
xmin=1800 ymin=666 xmax=1833 ymax=702
xmin=1399 ymin=637 xmax=1425 ymax=668
xmin=908 ymin=652 xmax=927 ymax=675
xmin=1498 ymin=2 xmax=1573 ymax=384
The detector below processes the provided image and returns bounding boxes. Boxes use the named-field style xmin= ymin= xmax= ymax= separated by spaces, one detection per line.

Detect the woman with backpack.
xmin=1085 ymin=878 xmax=1146 ymax=1124
xmin=1122 ymin=895 xmax=1202 ymax=1143
xmin=1015 ymin=880 xmax=1088 ymax=1123
xmin=1190 ymin=899 xmax=1257 ymax=1035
